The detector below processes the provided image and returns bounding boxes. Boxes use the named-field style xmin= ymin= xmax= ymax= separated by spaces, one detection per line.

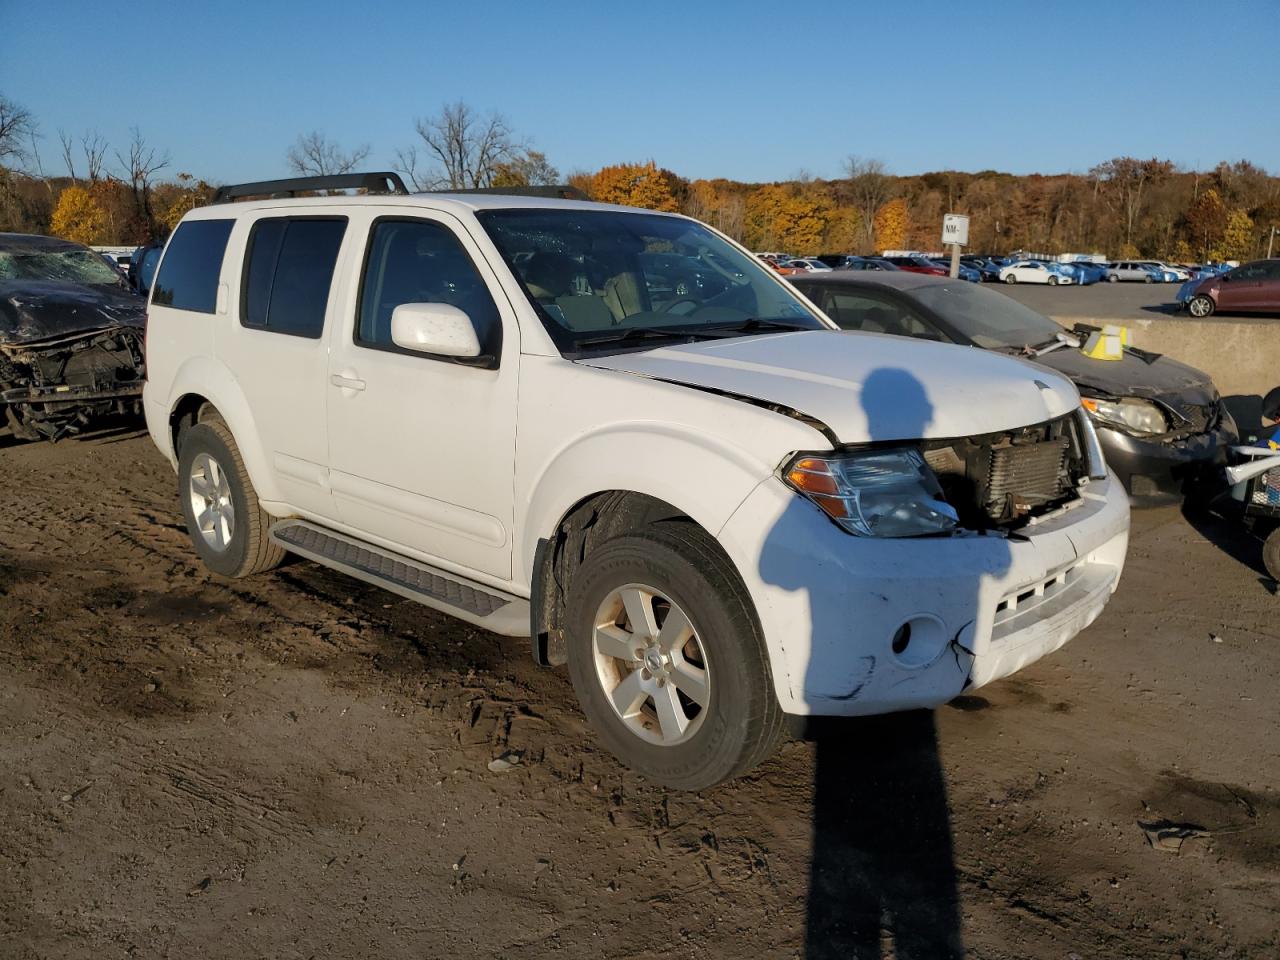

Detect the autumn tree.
xmin=590 ymin=162 xmax=681 ymax=212
xmin=842 ymin=157 xmax=895 ymax=253
xmin=286 ymin=131 xmax=371 ymax=176
xmin=1090 ymin=156 xmax=1174 ymax=249
xmin=114 ymin=127 xmax=169 ymax=228
xmin=873 ymin=198 xmax=909 ymax=251
xmin=491 ymin=150 xmax=559 ymax=187
xmin=50 ymin=186 xmax=107 ymax=244
xmin=398 ymin=101 xmax=522 ymax=190
xmin=1184 ymin=187 xmax=1226 ymax=260
xmin=1213 ymin=208 xmax=1255 ymax=261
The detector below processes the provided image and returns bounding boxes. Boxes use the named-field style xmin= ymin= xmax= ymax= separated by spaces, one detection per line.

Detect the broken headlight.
xmin=1081 ymin=396 xmax=1168 ymax=436
xmin=784 ymin=448 xmax=959 ymax=537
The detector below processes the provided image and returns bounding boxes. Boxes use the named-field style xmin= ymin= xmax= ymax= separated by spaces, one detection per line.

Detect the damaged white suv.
xmin=144 ymin=173 xmax=1129 ymax=789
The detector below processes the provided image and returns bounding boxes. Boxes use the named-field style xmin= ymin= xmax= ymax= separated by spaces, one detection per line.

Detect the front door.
xmin=325 ymin=211 xmax=519 ymax=581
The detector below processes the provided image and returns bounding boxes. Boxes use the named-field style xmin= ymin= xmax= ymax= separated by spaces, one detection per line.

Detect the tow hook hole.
xmin=892 ymin=622 xmax=911 ymax=654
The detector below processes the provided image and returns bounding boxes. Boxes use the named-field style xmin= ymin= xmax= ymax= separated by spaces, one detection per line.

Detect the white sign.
xmin=942 ymin=213 xmax=969 ymax=247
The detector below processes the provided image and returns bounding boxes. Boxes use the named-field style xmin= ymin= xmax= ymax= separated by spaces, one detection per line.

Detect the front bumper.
xmin=719 ymin=472 xmax=1129 ymax=716
xmin=1100 ymin=414 xmax=1237 ymax=503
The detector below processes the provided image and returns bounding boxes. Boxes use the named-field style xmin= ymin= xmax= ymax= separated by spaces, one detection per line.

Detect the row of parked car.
xmin=758 ymin=251 xmax=1237 ymax=287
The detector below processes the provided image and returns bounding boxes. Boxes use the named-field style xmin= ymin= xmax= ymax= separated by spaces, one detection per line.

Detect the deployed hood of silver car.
xmin=578 ymin=330 xmax=1080 ymax=443
xmin=0 ymin=280 xmax=145 ymax=345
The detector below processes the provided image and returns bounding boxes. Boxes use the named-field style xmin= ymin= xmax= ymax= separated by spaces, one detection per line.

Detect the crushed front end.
xmin=1 ymin=325 xmax=146 ymax=440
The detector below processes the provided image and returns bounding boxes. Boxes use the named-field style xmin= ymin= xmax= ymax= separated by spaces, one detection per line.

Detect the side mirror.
xmin=390 ymin=302 xmax=481 ymax=358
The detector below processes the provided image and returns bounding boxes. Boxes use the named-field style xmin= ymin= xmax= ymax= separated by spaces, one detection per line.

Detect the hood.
xmin=578 ymin=330 xmax=1079 ymax=444
xmin=1031 ymin=344 xmax=1216 ymax=404
xmin=0 ymin=280 xmax=145 ymax=345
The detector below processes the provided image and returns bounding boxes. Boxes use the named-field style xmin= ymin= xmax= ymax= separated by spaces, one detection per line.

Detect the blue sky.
xmin=2 ymin=0 xmax=1276 ymax=185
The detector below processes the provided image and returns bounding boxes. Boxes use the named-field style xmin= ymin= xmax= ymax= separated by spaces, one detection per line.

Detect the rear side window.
xmin=152 ymin=219 xmax=234 ymax=313
xmin=241 ymin=217 xmax=347 ymax=338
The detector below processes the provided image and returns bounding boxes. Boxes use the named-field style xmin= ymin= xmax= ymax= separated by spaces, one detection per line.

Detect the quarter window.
xmin=152 ymin=219 xmax=234 ymax=313
xmin=241 ymin=217 xmax=347 ymax=339
xmin=356 ymin=219 xmax=502 ymax=358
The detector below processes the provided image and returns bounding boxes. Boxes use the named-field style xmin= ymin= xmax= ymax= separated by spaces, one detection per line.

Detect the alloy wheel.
xmin=188 ymin=452 xmax=236 ymax=551
xmin=592 ymin=583 xmax=710 ymax=746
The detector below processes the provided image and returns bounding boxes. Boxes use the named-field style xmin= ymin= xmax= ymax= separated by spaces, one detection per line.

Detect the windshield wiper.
xmin=694 ymin=318 xmax=815 ymax=336
xmin=572 ymin=326 xmax=724 ymax=350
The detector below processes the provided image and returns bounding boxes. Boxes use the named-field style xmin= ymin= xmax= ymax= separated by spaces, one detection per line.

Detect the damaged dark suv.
xmin=0 ymin=233 xmax=146 ymax=441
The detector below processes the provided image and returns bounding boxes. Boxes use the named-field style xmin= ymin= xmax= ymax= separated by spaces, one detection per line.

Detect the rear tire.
xmin=565 ymin=524 xmax=784 ymax=790
xmin=178 ymin=415 xmax=285 ymax=579
xmin=1108 ymin=274 xmax=1119 ymax=282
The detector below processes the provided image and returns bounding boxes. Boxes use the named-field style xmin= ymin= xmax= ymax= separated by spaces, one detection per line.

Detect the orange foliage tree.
xmin=589 ymin=161 xmax=681 ymax=211
xmin=50 ymin=186 xmax=107 ymax=245
xmin=873 ymin=198 xmax=909 ymax=251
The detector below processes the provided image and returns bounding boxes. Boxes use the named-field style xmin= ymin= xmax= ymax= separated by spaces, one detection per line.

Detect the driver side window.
xmin=819 ymin=290 xmax=946 ymax=341
xmin=356 ymin=219 xmax=502 ymax=357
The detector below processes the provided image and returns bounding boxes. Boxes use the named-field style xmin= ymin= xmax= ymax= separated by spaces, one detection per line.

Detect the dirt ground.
xmin=1 ymin=426 xmax=1277 ymax=960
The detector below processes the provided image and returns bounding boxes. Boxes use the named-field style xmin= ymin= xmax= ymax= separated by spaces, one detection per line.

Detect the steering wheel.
xmin=661 ymin=298 xmax=701 ymax=315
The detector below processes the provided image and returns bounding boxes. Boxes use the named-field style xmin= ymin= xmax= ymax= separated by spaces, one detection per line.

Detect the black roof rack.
xmin=428 ymin=185 xmax=589 ymax=201
xmin=211 ymin=172 xmax=409 ymax=204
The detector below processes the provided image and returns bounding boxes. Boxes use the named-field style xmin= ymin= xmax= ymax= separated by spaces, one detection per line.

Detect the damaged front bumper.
xmin=719 ymin=471 xmax=1130 ymax=716
xmin=1099 ymin=413 xmax=1238 ymax=503
xmin=0 ymin=325 xmax=145 ymax=440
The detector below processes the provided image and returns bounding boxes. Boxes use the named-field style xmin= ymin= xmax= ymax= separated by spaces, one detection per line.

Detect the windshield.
xmin=910 ymin=281 xmax=1063 ymax=349
xmin=0 ymin=248 xmax=123 ymax=285
xmin=477 ymin=209 xmax=826 ymax=352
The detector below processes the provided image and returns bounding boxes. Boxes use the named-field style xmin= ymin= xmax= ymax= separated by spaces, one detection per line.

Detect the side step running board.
xmin=269 ymin=519 xmax=530 ymax=637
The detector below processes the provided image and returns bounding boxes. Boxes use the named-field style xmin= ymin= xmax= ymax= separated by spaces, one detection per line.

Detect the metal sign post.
xmin=942 ymin=214 xmax=970 ymax=279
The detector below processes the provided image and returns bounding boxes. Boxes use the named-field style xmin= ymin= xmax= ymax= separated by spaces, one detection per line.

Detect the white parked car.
xmin=782 ymin=258 xmax=832 ymax=273
xmin=999 ymin=260 xmax=1074 ymax=285
xmin=1136 ymin=260 xmax=1190 ymax=281
xmin=144 ymin=172 xmax=1130 ymax=789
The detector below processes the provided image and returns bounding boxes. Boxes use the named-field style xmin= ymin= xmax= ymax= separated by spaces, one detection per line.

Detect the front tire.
xmin=1264 ymin=527 xmax=1280 ymax=582
xmin=1188 ymin=294 xmax=1216 ymax=318
xmin=1003 ymin=274 xmax=1017 ymax=284
xmin=565 ymin=524 xmax=784 ymax=790
xmin=1108 ymin=274 xmax=1119 ymax=282
xmin=178 ymin=416 xmax=285 ymax=578
xmin=1048 ymin=275 xmax=1059 ymax=285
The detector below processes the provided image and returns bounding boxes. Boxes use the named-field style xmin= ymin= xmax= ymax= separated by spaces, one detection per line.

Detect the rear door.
xmin=1219 ymin=261 xmax=1272 ymax=310
xmin=217 ymin=212 xmax=350 ymax=519
xmin=324 ymin=210 xmax=519 ymax=580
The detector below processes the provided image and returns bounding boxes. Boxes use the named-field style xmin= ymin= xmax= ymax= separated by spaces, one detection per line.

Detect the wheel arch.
xmin=162 ymin=356 xmax=281 ymax=503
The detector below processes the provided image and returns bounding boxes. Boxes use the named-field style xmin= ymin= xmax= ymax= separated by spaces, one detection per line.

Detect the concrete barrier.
xmin=1050 ymin=313 xmax=1278 ymax=398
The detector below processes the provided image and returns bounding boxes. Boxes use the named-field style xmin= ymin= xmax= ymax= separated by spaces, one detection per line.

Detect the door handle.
xmin=330 ymin=373 xmax=366 ymax=392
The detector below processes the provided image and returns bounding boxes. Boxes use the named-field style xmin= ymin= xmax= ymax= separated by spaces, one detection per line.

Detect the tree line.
xmin=2 ymin=92 xmax=1276 ymax=262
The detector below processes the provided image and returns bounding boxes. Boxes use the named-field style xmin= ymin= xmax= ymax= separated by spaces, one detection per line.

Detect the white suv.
xmin=143 ymin=173 xmax=1130 ymax=789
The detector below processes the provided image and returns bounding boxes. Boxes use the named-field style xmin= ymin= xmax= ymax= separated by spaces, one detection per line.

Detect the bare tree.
xmin=0 ymin=94 xmax=37 ymax=166
xmin=285 ymin=131 xmax=371 ymax=177
xmin=398 ymin=101 xmax=522 ymax=190
xmin=114 ymin=126 xmax=170 ymax=221
xmin=58 ymin=129 xmax=78 ymax=180
xmin=82 ymin=131 xmax=108 ymax=181
xmin=842 ymin=156 xmax=895 ymax=252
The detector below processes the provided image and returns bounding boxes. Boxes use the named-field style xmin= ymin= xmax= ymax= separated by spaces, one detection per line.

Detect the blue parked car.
xmin=1066 ymin=261 xmax=1107 ymax=285
xmin=930 ymin=259 xmax=982 ymax=282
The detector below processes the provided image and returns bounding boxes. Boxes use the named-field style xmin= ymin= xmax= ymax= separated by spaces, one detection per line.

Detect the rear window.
xmin=151 ymin=219 xmax=234 ymax=313
xmin=241 ymin=217 xmax=347 ymax=339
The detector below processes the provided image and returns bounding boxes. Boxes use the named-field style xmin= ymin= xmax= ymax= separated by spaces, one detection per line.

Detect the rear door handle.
xmin=329 ymin=373 xmax=366 ymax=392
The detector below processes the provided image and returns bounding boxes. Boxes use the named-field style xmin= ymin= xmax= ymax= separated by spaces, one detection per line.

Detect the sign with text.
xmin=942 ymin=213 xmax=970 ymax=247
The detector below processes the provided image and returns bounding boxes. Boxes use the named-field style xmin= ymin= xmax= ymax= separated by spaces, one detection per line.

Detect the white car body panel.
xmin=999 ymin=261 xmax=1073 ymax=285
xmin=144 ymin=192 xmax=1130 ymax=719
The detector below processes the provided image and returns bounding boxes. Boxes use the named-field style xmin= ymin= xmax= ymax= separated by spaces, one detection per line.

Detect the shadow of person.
xmin=759 ymin=365 xmax=1013 ymax=958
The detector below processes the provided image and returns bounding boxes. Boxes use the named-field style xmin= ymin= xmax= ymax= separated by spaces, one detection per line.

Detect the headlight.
xmin=783 ymin=448 xmax=958 ymax=537
xmin=1081 ymin=396 xmax=1168 ymax=435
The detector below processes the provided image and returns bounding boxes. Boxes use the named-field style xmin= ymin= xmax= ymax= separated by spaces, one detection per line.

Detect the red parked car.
xmin=1185 ymin=259 xmax=1280 ymax=317
xmin=881 ymin=255 xmax=948 ymax=276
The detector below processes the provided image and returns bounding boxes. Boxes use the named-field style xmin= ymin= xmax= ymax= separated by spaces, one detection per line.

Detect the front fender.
xmin=517 ymin=419 xmax=799 ymax=586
